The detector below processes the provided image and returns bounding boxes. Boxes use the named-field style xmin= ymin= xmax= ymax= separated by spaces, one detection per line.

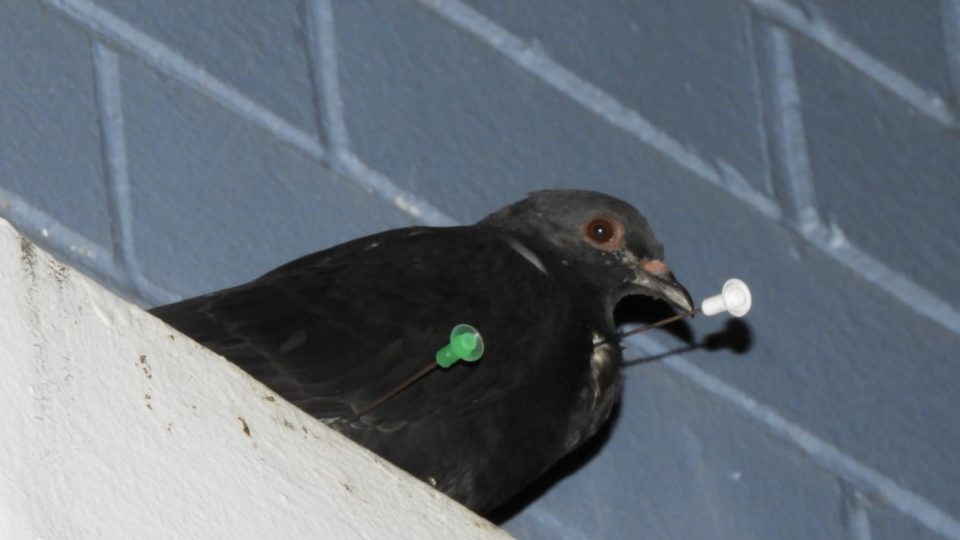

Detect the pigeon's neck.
xmin=482 ymin=224 xmax=619 ymax=338
xmin=565 ymin=275 xmax=621 ymax=339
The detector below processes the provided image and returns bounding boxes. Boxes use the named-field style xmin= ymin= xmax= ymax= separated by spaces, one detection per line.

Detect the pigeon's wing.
xmin=150 ymin=226 xmax=585 ymax=429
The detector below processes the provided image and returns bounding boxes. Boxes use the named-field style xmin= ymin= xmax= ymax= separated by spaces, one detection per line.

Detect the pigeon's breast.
xmin=561 ymin=332 xmax=622 ymax=451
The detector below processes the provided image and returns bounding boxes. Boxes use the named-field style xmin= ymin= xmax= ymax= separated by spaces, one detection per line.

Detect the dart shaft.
xmin=359 ymin=362 xmax=438 ymax=416
xmin=617 ymin=308 xmax=700 ymax=339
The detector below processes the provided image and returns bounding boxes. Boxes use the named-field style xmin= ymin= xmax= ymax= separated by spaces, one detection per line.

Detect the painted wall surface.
xmin=0 ymin=219 xmax=508 ymax=539
xmin=2 ymin=1 xmax=958 ymax=538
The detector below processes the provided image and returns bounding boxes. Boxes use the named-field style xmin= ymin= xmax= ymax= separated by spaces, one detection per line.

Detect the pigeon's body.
xmin=150 ymin=190 xmax=691 ymax=513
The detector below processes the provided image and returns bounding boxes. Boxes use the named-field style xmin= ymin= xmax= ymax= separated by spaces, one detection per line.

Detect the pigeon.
xmin=150 ymin=190 xmax=693 ymax=513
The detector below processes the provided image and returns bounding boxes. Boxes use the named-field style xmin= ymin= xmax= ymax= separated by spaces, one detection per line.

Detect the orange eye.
xmin=586 ymin=218 xmax=614 ymax=244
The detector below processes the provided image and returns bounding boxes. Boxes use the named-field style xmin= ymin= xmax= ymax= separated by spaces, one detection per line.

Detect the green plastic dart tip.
xmin=435 ymin=324 xmax=485 ymax=368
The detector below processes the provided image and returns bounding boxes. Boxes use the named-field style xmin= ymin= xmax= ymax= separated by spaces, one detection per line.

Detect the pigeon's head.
xmin=481 ymin=190 xmax=693 ymax=317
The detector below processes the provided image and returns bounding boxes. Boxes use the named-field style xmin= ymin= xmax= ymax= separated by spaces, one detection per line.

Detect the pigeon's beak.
xmin=630 ymin=259 xmax=694 ymax=313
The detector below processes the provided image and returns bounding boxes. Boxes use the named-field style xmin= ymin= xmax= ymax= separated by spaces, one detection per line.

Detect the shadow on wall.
xmin=623 ymin=318 xmax=753 ymax=367
xmin=617 ymin=295 xmax=754 ymax=366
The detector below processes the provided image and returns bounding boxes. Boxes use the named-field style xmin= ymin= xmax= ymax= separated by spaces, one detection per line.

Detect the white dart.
xmin=700 ymin=278 xmax=752 ymax=317
xmin=618 ymin=277 xmax=753 ymax=339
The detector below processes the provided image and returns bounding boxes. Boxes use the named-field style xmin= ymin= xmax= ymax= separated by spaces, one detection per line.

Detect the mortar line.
xmin=753 ymin=13 xmax=960 ymax=336
xmin=627 ymin=336 xmax=960 ymax=540
xmin=417 ymin=0 xmax=781 ymax=221
xmin=92 ymin=42 xmax=179 ymax=305
xmin=306 ymin=0 xmax=350 ymax=155
xmin=306 ymin=0 xmax=457 ymax=226
xmin=42 ymin=0 xmax=326 ymax=163
xmin=0 ymin=187 xmax=129 ymax=295
xmin=742 ymin=10 xmax=778 ymax=200
xmin=524 ymin=506 xmax=591 ymax=540
xmin=746 ymin=0 xmax=957 ymax=131
xmin=803 ymin=225 xmax=960 ymax=335
xmin=338 ymin=153 xmax=459 ymax=226
xmin=42 ymin=0 xmax=450 ymax=230
xmin=92 ymin=44 xmax=134 ymax=280
xmin=0 ymin=187 xmax=113 ymax=268
xmin=754 ymin=21 xmax=821 ymax=230
xmin=942 ymin=0 xmax=960 ymax=105
xmin=840 ymin=481 xmax=873 ymax=540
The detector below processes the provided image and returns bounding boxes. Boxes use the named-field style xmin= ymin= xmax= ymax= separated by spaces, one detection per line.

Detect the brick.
xmin=504 ymin=364 xmax=847 ymax=539
xmin=796 ymin=0 xmax=954 ymax=102
xmin=94 ymin=0 xmax=321 ymax=138
xmin=119 ymin=56 xmax=417 ymax=297
xmin=870 ymin=504 xmax=950 ymax=540
xmin=335 ymin=0 xmax=765 ymax=218
xmin=794 ymin=38 xmax=960 ymax=307
xmin=0 ymin=0 xmax=112 ymax=248
xmin=459 ymin=0 xmax=772 ymax=197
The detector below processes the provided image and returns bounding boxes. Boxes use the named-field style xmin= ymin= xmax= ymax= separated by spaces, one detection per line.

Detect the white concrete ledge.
xmin=0 ymin=219 xmax=509 ymax=539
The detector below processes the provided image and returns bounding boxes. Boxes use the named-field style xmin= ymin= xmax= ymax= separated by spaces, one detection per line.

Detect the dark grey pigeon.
xmin=150 ymin=190 xmax=693 ymax=514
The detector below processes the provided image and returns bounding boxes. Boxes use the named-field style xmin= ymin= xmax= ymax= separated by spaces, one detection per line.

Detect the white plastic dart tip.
xmin=700 ymin=278 xmax=752 ymax=317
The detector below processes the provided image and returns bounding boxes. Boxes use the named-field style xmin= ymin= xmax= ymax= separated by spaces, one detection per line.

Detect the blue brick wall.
xmin=3 ymin=1 xmax=958 ymax=538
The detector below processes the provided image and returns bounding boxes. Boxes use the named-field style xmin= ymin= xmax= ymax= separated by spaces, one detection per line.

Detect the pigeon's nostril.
xmin=642 ymin=259 xmax=670 ymax=278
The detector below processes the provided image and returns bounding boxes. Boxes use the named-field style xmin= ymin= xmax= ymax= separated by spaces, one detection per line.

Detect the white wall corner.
xmin=0 ymin=218 xmax=510 ymax=539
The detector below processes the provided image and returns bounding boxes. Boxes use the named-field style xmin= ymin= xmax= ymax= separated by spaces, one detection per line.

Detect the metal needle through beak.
xmin=617 ymin=307 xmax=701 ymax=339
xmin=616 ymin=278 xmax=752 ymax=340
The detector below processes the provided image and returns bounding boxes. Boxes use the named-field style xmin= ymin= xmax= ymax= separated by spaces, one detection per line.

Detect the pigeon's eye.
xmin=584 ymin=216 xmax=625 ymax=249
xmin=587 ymin=219 xmax=613 ymax=243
